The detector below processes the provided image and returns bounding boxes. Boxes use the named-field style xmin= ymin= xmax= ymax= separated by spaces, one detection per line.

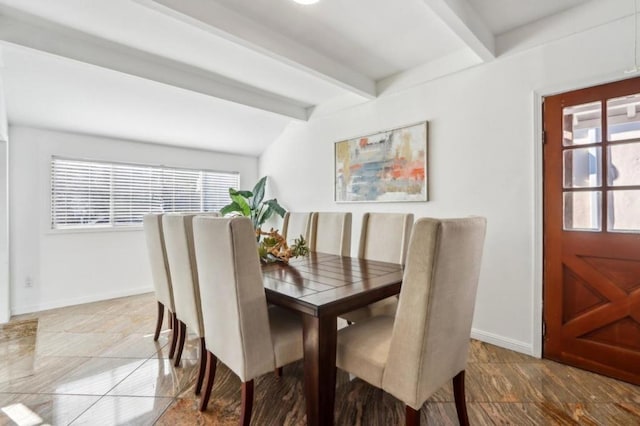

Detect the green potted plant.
xmin=220 ymin=176 xmax=286 ymax=235
xmin=220 ymin=177 xmax=310 ymax=263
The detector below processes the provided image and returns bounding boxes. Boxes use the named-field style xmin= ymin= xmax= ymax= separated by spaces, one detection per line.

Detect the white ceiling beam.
xmin=496 ymin=0 xmax=634 ymax=57
xmin=421 ymin=0 xmax=495 ymax=62
xmin=0 ymin=11 xmax=309 ymax=121
xmin=135 ymin=0 xmax=376 ymax=99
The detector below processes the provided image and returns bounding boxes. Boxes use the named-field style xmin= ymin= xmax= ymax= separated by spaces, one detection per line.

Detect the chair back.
xmin=282 ymin=212 xmax=312 ymax=243
xmin=193 ymin=216 xmax=275 ymax=382
xmin=358 ymin=213 xmax=414 ymax=265
xmin=162 ymin=212 xmax=218 ymax=337
xmin=383 ymin=217 xmax=486 ymax=409
xmin=143 ymin=213 xmax=174 ymax=312
xmin=309 ymin=212 xmax=352 ymax=256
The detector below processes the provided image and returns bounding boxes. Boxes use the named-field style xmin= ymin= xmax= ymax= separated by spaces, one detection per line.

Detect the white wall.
xmin=0 ymin=70 xmax=9 ymax=323
xmin=0 ymin=140 xmax=7 ymax=324
xmin=9 ymin=126 xmax=257 ymax=315
xmin=260 ymin=17 xmax=637 ymax=355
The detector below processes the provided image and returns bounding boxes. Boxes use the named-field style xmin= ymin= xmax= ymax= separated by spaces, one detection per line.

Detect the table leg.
xmin=302 ymin=314 xmax=337 ymax=426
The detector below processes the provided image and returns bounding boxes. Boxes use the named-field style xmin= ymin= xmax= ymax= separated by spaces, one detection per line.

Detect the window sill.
xmin=46 ymin=226 xmax=143 ymax=236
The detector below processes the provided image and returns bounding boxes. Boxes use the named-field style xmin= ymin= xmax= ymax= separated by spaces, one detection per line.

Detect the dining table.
xmin=261 ymin=252 xmax=404 ymax=426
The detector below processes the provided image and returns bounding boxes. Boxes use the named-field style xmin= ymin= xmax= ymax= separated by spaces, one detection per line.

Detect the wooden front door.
xmin=543 ymin=77 xmax=640 ymax=384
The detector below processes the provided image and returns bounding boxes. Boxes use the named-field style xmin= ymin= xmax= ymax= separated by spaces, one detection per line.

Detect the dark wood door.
xmin=543 ymin=77 xmax=640 ymax=385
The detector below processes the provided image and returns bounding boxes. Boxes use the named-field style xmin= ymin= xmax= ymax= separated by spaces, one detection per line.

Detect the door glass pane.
xmin=563 ymin=191 xmax=601 ymax=231
xmin=563 ymin=101 xmax=602 ymax=146
xmin=607 ymin=94 xmax=640 ymax=141
xmin=563 ymin=147 xmax=601 ymax=188
xmin=608 ymin=190 xmax=640 ymax=232
xmin=608 ymin=143 xmax=640 ymax=186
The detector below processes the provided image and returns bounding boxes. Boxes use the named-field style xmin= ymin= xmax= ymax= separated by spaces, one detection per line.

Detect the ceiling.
xmin=0 ymin=0 xmax=624 ymax=155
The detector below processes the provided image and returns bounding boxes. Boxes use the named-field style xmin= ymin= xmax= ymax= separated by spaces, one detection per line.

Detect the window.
xmin=562 ymin=94 xmax=640 ymax=233
xmin=51 ymin=157 xmax=239 ymax=229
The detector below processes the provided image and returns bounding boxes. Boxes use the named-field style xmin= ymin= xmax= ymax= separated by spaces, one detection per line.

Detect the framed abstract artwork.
xmin=334 ymin=121 xmax=428 ymax=202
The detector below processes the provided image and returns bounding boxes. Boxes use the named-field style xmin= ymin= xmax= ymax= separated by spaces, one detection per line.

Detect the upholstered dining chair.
xmin=162 ymin=212 xmax=218 ymax=395
xmin=341 ymin=212 xmax=414 ymax=323
xmin=143 ymin=213 xmax=178 ymax=356
xmin=193 ymin=216 xmax=304 ymax=424
xmin=281 ymin=211 xmax=312 ymax=243
xmin=309 ymin=212 xmax=352 ymax=256
xmin=336 ymin=217 xmax=487 ymax=426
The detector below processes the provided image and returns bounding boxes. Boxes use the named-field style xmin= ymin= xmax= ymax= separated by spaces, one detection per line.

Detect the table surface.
xmin=262 ymin=252 xmax=403 ymax=426
xmin=262 ymin=252 xmax=404 ymax=317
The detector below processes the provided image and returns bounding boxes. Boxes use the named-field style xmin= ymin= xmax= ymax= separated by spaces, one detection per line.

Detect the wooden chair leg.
xmin=240 ymin=380 xmax=254 ymax=426
xmin=199 ymin=351 xmax=217 ymax=412
xmin=405 ymin=405 xmax=420 ymax=426
xmin=274 ymin=367 xmax=283 ymax=379
xmin=195 ymin=337 xmax=207 ymax=395
xmin=168 ymin=312 xmax=178 ymax=359
xmin=154 ymin=301 xmax=164 ymax=341
xmin=174 ymin=320 xmax=187 ymax=367
xmin=453 ymin=370 xmax=470 ymax=426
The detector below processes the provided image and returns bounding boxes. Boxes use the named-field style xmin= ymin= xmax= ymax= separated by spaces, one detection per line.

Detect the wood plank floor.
xmin=1 ymin=293 xmax=639 ymax=425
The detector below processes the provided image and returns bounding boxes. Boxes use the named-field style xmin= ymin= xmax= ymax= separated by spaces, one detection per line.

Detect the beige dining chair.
xmin=143 ymin=213 xmax=178 ymax=357
xmin=162 ymin=212 xmax=218 ymax=395
xmin=336 ymin=217 xmax=487 ymax=426
xmin=341 ymin=212 xmax=414 ymax=323
xmin=281 ymin=211 xmax=312 ymax=243
xmin=193 ymin=216 xmax=304 ymax=424
xmin=309 ymin=212 xmax=352 ymax=256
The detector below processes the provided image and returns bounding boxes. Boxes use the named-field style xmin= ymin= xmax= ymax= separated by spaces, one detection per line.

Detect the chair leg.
xmin=274 ymin=367 xmax=283 ymax=379
xmin=405 ymin=405 xmax=420 ymax=426
xmin=174 ymin=320 xmax=187 ymax=367
xmin=453 ymin=370 xmax=470 ymax=426
xmin=240 ymin=380 xmax=254 ymax=426
xmin=195 ymin=337 xmax=207 ymax=395
xmin=154 ymin=301 xmax=164 ymax=341
xmin=168 ymin=312 xmax=178 ymax=359
xmin=199 ymin=351 xmax=217 ymax=412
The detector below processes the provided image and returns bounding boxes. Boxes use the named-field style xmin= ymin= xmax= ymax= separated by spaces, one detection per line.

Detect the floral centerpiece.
xmin=220 ymin=176 xmax=309 ymax=263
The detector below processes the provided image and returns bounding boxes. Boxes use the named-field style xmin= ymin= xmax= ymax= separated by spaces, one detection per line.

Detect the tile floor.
xmin=0 ymin=293 xmax=639 ymax=425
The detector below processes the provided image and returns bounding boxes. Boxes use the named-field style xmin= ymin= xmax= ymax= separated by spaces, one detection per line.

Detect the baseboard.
xmin=471 ymin=328 xmax=538 ymax=358
xmin=11 ymin=286 xmax=154 ymax=316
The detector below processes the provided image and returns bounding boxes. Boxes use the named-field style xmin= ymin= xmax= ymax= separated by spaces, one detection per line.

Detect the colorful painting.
xmin=335 ymin=122 xmax=428 ymax=202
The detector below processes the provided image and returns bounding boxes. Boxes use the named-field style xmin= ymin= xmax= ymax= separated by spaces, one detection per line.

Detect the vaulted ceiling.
xmin=0 ymin=0 xmax=632 ymax=155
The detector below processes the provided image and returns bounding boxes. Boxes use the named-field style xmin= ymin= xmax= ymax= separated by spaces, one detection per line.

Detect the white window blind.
xmin=51 ymin=157 xmax=239 ymax=229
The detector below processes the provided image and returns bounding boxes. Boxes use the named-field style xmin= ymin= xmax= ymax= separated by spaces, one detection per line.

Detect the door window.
xmin=561 ymin=96 xmax=640 ymax=233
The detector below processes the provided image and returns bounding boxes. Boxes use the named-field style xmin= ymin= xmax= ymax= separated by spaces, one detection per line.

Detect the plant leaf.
xmin=229 ymin=188 xmax=253 ymax=198
xmin=251 ymin=204 xmax=263 ymax=228
xmin=264 ymin=199 xmax=286 ymax=218
xmin=230 ymin=194 xmax=251 ymax=216
xmin=258 ymin=206 xmax=274 ymax=225
xmin=251 ymin=176 xmax=267 ymax=209
xmin=220 ymin=201 xmax=243 ymax=217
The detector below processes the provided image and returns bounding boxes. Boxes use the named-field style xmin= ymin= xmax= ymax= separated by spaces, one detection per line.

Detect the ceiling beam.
xmin=135 ymin=0 xmax=376 ymax=99
xmin=0 ymin=10 xmax=310 ymax=121
xmin=421 ymin=0 xmax=495 ymax=62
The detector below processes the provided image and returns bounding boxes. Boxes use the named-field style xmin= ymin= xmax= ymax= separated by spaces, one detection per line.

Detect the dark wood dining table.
xmin=261 ymin=252 xmax=404 ymax=426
